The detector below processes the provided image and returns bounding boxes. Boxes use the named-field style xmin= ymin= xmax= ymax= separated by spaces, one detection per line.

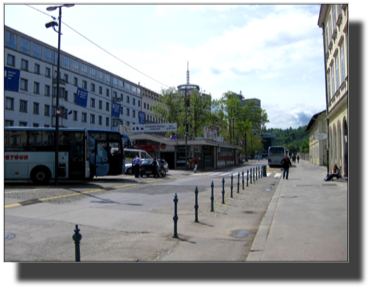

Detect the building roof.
xmin=305 ymin=110 xmax=327 ymax=131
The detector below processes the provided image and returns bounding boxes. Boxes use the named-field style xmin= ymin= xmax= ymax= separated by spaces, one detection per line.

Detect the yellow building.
xmin=318 ymin=4 xmax=348 ymax=177
xmin=306 ymin=111 xmax=328 ymax=166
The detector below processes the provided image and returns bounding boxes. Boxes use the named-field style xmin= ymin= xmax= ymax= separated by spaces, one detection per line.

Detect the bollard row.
xmin=172 ymin=165 xmax=267 ymax=238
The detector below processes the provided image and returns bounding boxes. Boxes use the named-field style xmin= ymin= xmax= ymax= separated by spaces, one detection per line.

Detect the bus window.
xmin=5 ymin=130 xmax=27 ymax=151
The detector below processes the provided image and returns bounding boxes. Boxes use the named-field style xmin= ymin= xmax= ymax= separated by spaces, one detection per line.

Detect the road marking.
xmin=274 ymin=173 xmax=281 ymax=178
xmin=267 ymin=173 xmax=272 ymax=177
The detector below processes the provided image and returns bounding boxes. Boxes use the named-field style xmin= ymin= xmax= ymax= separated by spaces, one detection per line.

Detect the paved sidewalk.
xmin=247 ymin=160 xmax=347 ymax=261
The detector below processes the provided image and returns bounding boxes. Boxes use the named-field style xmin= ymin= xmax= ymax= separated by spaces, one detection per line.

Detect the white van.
xmin=124 ymin=148 xmax=152 ymax=174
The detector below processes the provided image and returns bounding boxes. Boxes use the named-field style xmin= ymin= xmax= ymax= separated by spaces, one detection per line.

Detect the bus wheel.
xmin=31 ymin=167 xmax=51 ymax=184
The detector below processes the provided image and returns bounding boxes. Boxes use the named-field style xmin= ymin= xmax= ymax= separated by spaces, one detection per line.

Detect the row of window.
xmin=325 ymin=4 xmax=344 ymax=50
xmin=326 ymin=38 xmax=346 ymax=101
xmin=6 ymin=29 xmax=140 ymax=94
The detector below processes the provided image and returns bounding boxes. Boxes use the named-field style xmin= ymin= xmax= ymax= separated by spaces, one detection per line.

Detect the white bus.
xmin=268 ymin=146 xmax=287 ymax=168
xmin=5 ymin=127 xmax=91 ymax=184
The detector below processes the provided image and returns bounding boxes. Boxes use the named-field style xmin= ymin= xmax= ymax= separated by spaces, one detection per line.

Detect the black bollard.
xmin=72 ymin=224 xmax=82 ymax=262
xmin=250 ymin=168 xmax=252 ymax=184
xmin=230 ymin=174 xmax=233 ymax=198
xmin=247 ymin=169 xmax=249 ymax=187
xmin=173 ymin=193 xmax=179 ymax=238
xmin=194 ymin=186 xmax=199 ymax=222
xmin=222 ymin=178 xmax=225 ymax=204
xmin=237 ymin=173 xmax=240 ymax=193
xmin=255 ymin=167 xmax=257 ymax=180
xmin=210 ymin=181 xmax=214 ymax=212
xmin=242 ymin=171 xmax=244 ymax=190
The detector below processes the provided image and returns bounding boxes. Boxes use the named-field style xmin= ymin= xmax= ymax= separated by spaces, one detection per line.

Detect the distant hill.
xmin=265 ymin=126 xmax=309 ymax=154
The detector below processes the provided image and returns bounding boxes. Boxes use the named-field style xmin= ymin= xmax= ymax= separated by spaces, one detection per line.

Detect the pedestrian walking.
xmin=292 ymin=154 xmax=296 ymax=164
xmin=281 ymin=154 xmax=292 ymax=180
xmin=193 ymin=157 xmax=198 ymax=173
xmin=297 ymin=154 xmax=300 ymax=163
xmin=132 ymin=155 xmax=142 ymax=178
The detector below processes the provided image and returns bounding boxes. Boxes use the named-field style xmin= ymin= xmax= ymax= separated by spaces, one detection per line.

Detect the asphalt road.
xmin=5 ymin=160 xmax=279 ymax=262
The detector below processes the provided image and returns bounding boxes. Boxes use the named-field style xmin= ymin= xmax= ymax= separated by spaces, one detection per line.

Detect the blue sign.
xmin=139 ymin=111 xmax=146 ymax=124
xmin=4 ymin=67 xmax=20 ymax=92
xmin=76 ymin=88 xmax=88 ymax=107
xmin=112 ymin=102 xmax=121 ymax=118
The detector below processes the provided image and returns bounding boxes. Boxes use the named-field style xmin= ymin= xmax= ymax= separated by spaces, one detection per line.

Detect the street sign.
xmin=131 ymin=123 xmax=177 ymax=133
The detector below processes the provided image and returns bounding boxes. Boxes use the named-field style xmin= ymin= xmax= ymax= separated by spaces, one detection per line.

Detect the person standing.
xmin=132 ymin=155 xmax=142 ymax=178
xmin=281 ymin=154 xmax=292 ymax=180
xmin=297 ymin=154 xmax=300 ymax=163
xmin=152 ymin=158 xmax=158 ymax=178
xmin=193 ymin=156 xmax=198 ymax=173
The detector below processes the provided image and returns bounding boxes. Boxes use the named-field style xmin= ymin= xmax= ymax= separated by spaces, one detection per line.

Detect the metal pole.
xmin=230 ymin=174 xmax=233 ymax=198
xmin=173 ymin=193 xmax=179 ymax=238
xmin=237 ymin=173 xmax=240 ymax=193
xmin=72 ymin=224 xmax=82 ymax=262
xmin=222 ymin=178 xmax=225 ymax=204
xmin=210 ymin=181 xmax=214 ymax=211
xmin=242 ymin=171 xmax=244 ymax=190
xmin=194 ymin=187 xmax=199 ymax=222
xmin=247 ymin=169 xmax=249 ymax=187
xmin=55 ymin=7 xmax=62 ymax=186
xmin=185 ymin=89 xmax=188 ymax=170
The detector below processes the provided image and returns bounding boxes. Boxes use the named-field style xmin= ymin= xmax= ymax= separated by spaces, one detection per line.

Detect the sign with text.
xmin=76 ymin=88 xmax=88 ymax=107
xmin=139 ymin=111 xmax=146 ymax=124
xmin=112 ymin=102 xmax=121 ymax=118
xmin=4 ymin=67 xmax=20 ymax=92
xmin=131 ymin=123 xmax=177 ymax=133
xmin=314 ymin=133 xmax=327 ymax=141
xmin=204 ymin=127 xmax=218 ymax=140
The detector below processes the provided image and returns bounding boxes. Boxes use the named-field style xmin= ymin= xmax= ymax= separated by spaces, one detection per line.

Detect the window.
xmin=33 ymin=43 xmax=42 ymax=59
xmin=106 ymin=102 xmax=110 ymax=111
xmin=90 ymin=98 xmax=95 ymax=108
xmin=332 ymin=5 xmax=336 ymax=30
xmin=5 ymin=31 xmax=17 ymax=50
xmin=5 ymin=120 xmax=14 ymax=126
xmin=105 ymin=74 xmax=111 ymax=85
xmin=121 ymin=94 xmax=123 ymax=101
xmin=82 ymin=64 xmax=88 ymax=76
xmin=335 ymin=55 xmax=340 ymax=90
xmin=33 ymin=64 xmax=40 ymax=74
xmin=74 ymin=77 xmax=78 ymax=86
xmin=82 ymin=80 xmax=87 ymax=89
xmin=127 ymin=108 xmax=130 ymax=116
xmin=125 ymin=83 xmax=130 ymax=92
xmin=97 ymin=70 xmax=103 ymax=82
xmin=45 ymin=85 xmax=50 ymax=96
xmin=72 ymin=60 xmax=79 ymax=73
xmin=91 ymin=83 xmax=95 ymax=92
xmin=133 ymin=98 xmax=136 ymax=105
xmin=34 ymin=82 xmax=40 ymax=94
xmin=33 ymin=123 xmax=39 ymax=128
xmin=340 ymin=42 xmax=345 ymax=82
xmin=127 ymin=96 xmax=130 ymax=103
xmin=331 ymin=62 xmax=335 ymax=94
xmin=6 ymin=97 xmax=14 ymax=110
xmin=138 ymin=100 xmax=141 ymax=107
xmin=113 ymin=77 xmax=118 ymax=87
xmin=90 ymin=114 xmax=95 ymax=124
xmin=45 ymin=67 xmax=51 ymax=78
xmin=7 ymin=54 xmax=15 ymax=66
xmin=20 ymin=38 xmax=31 ymax=54
xmin=99 ymin=100 xmax=102 ymax=109
xmin=44 ymin=47 xmax=52 ymax=63
xmin=106 ymin=117 xmax=110 ymax=126
xmin=63 ymin=56 xmax=70 ymax=69
xmin=64 ymin=74 xmax=69 ymax=83
xmin=90 ymin=67 xmax=96 ymax=79
xmin=132 ymin=110 xmax=135 ymax=118
xmin=99 ymin=86 xmax=103 ymax=95
xmin=44 ymin=105 xmax=50 ymax=116
xmin=21 ymin=59 xmax=28 ymax=71
xmin=33 ymin=102 xmax=39 ymax=115
xmin=20 ymin=78 xmax=28 ymax=91
xmin=144 ymin=103 xmax=146 ymax=109
xmin=113 ymin=119 xmax=119 ymax=127
xmin=82 ymin=113 xmax=87 ymax=122
xmin=118 ymin=79 xmax=123 ymax=88
xmin=73 ymin=111 xmax=78 ymax=121
xmin=20 ymin=100 xmax=28 ymax=112
xmin=19 ymin=122 xmax=27 ymax=126
xmin=99 ymin=116 xmax=102 ymax=125
xmin=121 ymin=107 xmax=124 ymax=115
xmin=44 ymin=125 xmax=50 ymax=128
xmin=327 ymin=72 xmax=330 ymax=101
xmin=106 ymin=89 xmax=110 ymax=97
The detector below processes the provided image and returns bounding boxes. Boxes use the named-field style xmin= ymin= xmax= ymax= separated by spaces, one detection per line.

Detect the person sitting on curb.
xmin=324 ymin=164 xmax=341 ymax=181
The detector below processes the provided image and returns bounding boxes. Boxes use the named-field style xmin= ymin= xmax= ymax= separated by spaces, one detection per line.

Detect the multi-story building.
xmin=4 ymin=26 xmax=142 ymax=130
xmin=306 ymin=110 xmax=328 ymax=166
xmin=318 ymin=4 xmax=348 ymax=176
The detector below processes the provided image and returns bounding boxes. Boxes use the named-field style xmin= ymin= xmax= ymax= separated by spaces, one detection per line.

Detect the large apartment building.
xmin=4 ymin=25 xmax=145 ymax=131
xmin=318 ymin=4 xmax=348 ymax=177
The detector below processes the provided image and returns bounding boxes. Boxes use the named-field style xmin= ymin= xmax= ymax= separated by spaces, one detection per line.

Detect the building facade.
xmin=5 ymin=26 xmax=143 ymax=131
xmin=318 ymin=4 xmax=348 ymax=176
xmin=306 ymin=111 xmax=328 ymax=166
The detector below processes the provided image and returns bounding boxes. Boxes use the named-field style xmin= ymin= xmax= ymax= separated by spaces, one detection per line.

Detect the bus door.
xmin=107 ymin=134 xmax=124 ymax=175
xmin=93 ymin=140 xmax=110 ymax=176
xmin=67 ymin=132 xmax=86 ymax=179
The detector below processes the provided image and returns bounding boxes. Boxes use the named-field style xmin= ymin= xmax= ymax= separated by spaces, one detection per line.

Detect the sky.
xmin=3 ymin=2 xmax=327 ymax=130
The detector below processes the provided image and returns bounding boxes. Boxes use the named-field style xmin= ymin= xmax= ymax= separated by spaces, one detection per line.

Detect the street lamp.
xmin=45 ymin=4 xmax=74 ymax=185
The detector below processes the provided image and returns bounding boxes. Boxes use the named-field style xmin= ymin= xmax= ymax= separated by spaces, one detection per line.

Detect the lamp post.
xmin=46 ymin=4 xmax=74 ymax=185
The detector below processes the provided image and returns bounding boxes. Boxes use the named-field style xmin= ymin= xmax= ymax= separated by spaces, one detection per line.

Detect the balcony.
xmin=112 ymin=97 xmax=122 ymax=102
xmin=53 ymin=78 xmax=66 ymax=86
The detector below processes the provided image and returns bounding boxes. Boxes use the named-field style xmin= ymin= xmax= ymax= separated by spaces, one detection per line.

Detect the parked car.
xmin=124 ymin=148 xmax=152 ymax=174
xmin=158 ymin=159 xmax=169 ymax=173
xmin=139 ymin=159 xmax=166 ymax=177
